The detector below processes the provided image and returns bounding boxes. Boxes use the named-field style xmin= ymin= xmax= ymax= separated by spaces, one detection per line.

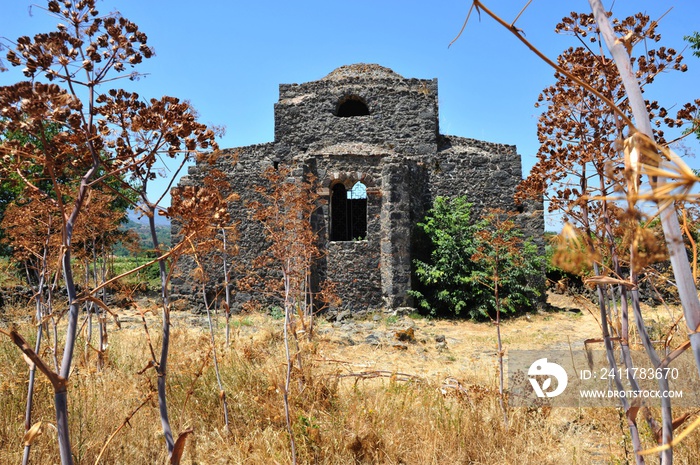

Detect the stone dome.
xmin=322 ymin=63 xmax=405 ymax=81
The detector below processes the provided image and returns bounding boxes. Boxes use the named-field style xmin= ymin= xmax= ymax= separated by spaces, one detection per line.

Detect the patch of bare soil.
xmin=311 ymin=292 xmax=678 ymax=381
xmin=312 ymin=292 xmax=598 ymax=382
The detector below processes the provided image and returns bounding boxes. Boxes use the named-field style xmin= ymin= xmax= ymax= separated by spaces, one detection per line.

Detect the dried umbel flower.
xmin=621 ymin=132 xmax=700 ymax=213
xmin=0 ymin=2 xmax=222 ymax=461
xmin=550 ymin=223 xmax=599 ymax=277
xmin=517 ymin=11 xmax=696 ymax=219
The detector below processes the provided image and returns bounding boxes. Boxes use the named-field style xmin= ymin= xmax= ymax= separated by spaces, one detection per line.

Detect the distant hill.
xmin=114 ymin=213 xmax=171 ymax=256
xmin=127 ymin=208 xmax=171 ymax=226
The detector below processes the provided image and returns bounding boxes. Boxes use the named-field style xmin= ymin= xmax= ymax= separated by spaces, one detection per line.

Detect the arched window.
xmin=330 ymin=182 xmax=367 ymax=241
xmin=336 ymin=96 xmax=369 ymax=117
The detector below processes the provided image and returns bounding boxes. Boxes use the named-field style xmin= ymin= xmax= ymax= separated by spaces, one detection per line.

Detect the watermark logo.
xmin=528 ymin=358 xmax=568 ymax=398
xmin=510 ymin=350 xmax=699 ymax=407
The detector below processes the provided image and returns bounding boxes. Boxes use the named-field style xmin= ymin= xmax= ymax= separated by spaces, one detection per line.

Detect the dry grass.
xmin=1 ymin=294 xmax=699 ymax=464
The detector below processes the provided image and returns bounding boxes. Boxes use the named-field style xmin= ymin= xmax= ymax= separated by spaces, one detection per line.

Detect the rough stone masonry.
xmin=171 ymin=63 xmax=543 ymax=313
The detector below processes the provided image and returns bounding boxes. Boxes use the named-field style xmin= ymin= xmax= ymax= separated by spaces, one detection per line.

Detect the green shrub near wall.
xmin=410 ymin=196 xmax=544 ymax=319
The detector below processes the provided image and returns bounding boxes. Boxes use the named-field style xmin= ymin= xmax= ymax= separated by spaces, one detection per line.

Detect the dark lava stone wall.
xmin=274 ymin=77 xmax=438 ymax=159
xmin=171 ymin=146 xmax=280 ymax=311
xmin=424 ymin=135 xmax=544 ymax=248
xmin=306 ymin=154 xmax=385 ymax=311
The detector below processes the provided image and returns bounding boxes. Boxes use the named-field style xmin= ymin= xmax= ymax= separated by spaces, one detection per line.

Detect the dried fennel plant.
xmin=0 ymin=1 xmax=219 ymax=462
xmin=246 ymin=165 xmax=338 ymax=465
xmin=459 ymin=1 xmax=700 ymax=462
xmin=471 ymin=208 xmax=542 ymax=428
xmin=593 ymin=2 xmax=700 ymax=459
xmin=1 ymin=192 xmax=62 ymax=464
xmin=169 ymin=172 xmax=241 ymax=432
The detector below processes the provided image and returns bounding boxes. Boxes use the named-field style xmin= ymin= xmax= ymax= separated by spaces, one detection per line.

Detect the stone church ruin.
xmin=172 ymin=63 xmax=543 ymax=312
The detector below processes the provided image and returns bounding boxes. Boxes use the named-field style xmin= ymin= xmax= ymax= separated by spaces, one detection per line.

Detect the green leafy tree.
xmin=411 ymin=196 xmax=477 ymax=317
xmin=686 ymin=31 xmax=700 ymax=58
xmin=410 ymin=196 xmax=543 ymax=319
xmin=0 ymin=122 xmax=62 ymax=256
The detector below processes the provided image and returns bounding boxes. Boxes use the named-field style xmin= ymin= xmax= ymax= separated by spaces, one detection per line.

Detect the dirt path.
xmin=311 ymin=292 xmax=608 ymax=383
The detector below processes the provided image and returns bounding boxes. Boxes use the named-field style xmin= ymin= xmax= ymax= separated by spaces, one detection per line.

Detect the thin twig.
xmin=511 ymin=0 xmax=533 ymax=28
xmin=333 ymin=370 xmax=424 ymax=383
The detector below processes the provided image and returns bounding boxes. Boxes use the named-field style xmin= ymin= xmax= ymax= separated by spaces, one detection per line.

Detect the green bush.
xmin=410 ymin=196 xmax=544 ymax=319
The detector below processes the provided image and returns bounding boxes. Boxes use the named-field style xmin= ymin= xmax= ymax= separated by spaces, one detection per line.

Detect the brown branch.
xmin=88 ymin=238 xmax=190 ymax=297
xmin=138 ymin=310 xmax=159 ymax=365
xmin=458 ymin=1 xmax=634 ymax=129
xmin=1 ymin=329 xmax=66 ymax=393
xmin=680 ymin=207 xmax=697 ymax=283
xmin=75 ymin=295 xmax=121 ymax=329
xmin=658 ymin=340 xmax=691 ymax=370
xmin=333 ymin=370 xmax=424 ymax=383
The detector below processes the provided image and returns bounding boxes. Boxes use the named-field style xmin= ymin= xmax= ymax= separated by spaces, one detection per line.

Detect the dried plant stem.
xmin=589 ymin=0 xmax=700 ymax=370
xmin=22 ymin=323 xmax=43 ymax=465
xmin=584 ymin=190 xmax=645 ymax=462
xmin=306 ymin=271 xmax=314 ymax=340
xmin=593 ymin=270 xmax=645 ymax=464
xmin=93 ymin=243 xmax=108 ymax=371
xmin=679 ymin=207 xmax=698 ymax=283
xmin=55 ymin=167 xmax=99 ymax=465
xmin=23 ymin=258 xmax=47 ymax=465
xmin=147 ymin=210 xmax=175 ymax=456
xmin=222 ymin=228 xmax=233 ymax=347
xmin=630 ymin=286 xmax=674 ymax=446
xmin=333 ymin=370 xmax=424 ymax=383
xmin=202 ymin=287 xmax=230 ymax=430
xmin=84 ymin=262 xmax=94 ymax=366
xmin=494 ymin=276 xmax=508 ymax=428
xmin=604 ymin=188 xmax=670 ymax=461
xmin=138 ymin=309 xmax=159 ymax=365
xmin=282 ymin=265 xmax=298 ymax=465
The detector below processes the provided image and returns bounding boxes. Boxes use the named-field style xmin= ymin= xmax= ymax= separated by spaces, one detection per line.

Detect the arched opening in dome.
xmin=336 ymin=97 xmax=370 ymax=117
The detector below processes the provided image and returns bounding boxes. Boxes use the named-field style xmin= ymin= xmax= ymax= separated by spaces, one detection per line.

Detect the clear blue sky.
xmin=2 ymin=1 xmax=699 ymax=229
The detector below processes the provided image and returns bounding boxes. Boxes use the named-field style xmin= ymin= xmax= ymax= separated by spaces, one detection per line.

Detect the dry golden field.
xmin=1 ymin=292 xmax=699 ymax=464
